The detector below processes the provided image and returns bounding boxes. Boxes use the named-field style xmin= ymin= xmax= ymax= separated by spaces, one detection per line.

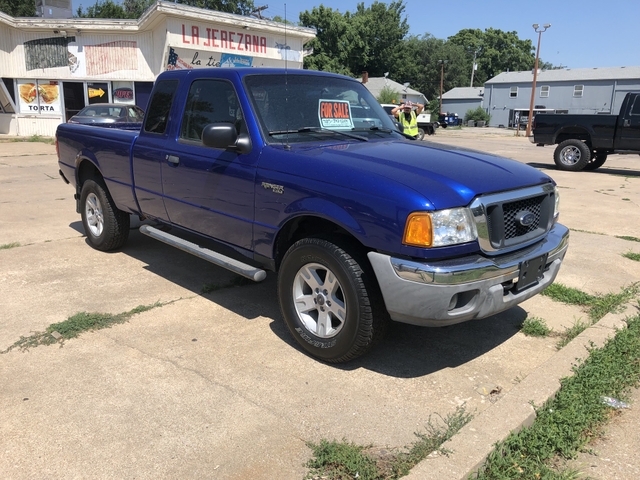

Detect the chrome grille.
xmin=470 ymin=184 xmax=556 ymax=254
xmin=503 ymin=197 xmax=543 ymax=239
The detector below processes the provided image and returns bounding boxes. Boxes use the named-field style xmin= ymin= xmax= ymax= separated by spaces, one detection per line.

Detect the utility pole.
xmin=438 ymin=60 xmax=448 ymax=115
xmin=470 ymin=50 xmax=478 ymax=88
xmin=250 ymin=5 xmax=269 ymax=20
xmin=525 ymin=23 xmax=551 ymax=137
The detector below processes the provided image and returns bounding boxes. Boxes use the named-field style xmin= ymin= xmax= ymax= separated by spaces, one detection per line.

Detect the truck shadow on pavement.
xmin=116 ymin=229 xmax=524 ymax=379
xmin=527 ymin=162 xmax=640 ymax=177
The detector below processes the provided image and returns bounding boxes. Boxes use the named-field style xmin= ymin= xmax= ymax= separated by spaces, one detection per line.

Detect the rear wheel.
xmin=416 ymin=128 xmax=425 ymax=140
xmin=80 ymin=179 xmax=130 ymax=251
xmin=277 ymin=238 xmax=387 ymax=363
xmin=554 ymin=139 xmax=591 ymax=171
xmin=584 ymin=153 xmax=608 ymax=171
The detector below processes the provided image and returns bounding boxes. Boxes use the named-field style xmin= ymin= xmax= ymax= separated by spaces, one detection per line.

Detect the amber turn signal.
xmin=403 ymin=213 xmax=433 ymax=247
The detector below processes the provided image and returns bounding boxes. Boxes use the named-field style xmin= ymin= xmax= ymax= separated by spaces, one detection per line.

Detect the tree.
xmin=299 ymin=5 xmax=359 ymax=76
xmin=377 ymin=85 xmax=400 ymax=104
xmin=271 ymin=16 xmax=298 ymax=26
xmin=76 ymin=0 xmax=255 ymax=18
xmin=174 ymin=0 xmax=255 ymax=16
xmin=447 ymin=28 xmax=536 ymax=85
xmin=77 ymin=0 xmax=129 ymax=18
xmin=123 ymin=0 xmax=154 ymax=18
xmin=393 ymin=34 xmax=469 ymax=105
xmin=300 ymin=1 xmax=409 ymax=78
xmin=0 ymin=0 xmax=36 ymax=16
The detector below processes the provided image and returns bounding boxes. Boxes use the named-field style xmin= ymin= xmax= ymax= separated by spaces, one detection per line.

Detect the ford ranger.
xmin=56 ymin=68 xmax=569 ymax=363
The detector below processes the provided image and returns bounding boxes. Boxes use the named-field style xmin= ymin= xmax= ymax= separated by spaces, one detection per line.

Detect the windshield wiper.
xmin=268 ymin=126 xmax=368 ymax=142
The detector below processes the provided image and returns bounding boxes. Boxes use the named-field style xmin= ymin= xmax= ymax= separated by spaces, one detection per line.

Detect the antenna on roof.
xmin=284 ymin=3 xmax=290 ymax=150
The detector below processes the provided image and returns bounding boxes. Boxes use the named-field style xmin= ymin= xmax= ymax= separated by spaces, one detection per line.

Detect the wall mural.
xmin=25 ymin=37 xmax=139 ymax=76
xmin=24 ymin=37 xmax=75 ymax=70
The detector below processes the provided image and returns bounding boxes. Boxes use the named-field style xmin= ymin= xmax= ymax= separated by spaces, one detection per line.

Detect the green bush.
xmin=464 ymin=106 xmax=490 ymax=123
xmin=377 ymin=85 xmax=400 ymax=104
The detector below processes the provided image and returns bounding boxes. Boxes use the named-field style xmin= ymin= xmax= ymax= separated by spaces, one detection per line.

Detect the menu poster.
xmin=17 ymin=79 xmax=61 ymax=115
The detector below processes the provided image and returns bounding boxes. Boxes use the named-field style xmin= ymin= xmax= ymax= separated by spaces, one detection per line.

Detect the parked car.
xmin=68 ymin=104 xmax=145 ymax=126
xmin=532 ymin=92 xmax=640 ymax=171
xmin=56 ymin=68 xmax=568 ymax=363
xmin=438 ymin=113 xmax=462 ymax=128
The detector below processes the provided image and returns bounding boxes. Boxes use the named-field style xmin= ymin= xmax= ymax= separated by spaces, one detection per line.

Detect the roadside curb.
xmin=404 ymin=308 xmax=632 ymax=480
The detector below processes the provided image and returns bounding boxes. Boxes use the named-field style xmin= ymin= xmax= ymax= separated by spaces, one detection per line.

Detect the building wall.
xmin=484 ymin=78 xmax=640 ymax=127
xmin=0 ymin=3 xmax=313 ymax=136
xmin=441 ymin=99 xmax=482 ymax=118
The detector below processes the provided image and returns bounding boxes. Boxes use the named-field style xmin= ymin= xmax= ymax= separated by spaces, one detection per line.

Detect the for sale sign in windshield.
xmin=319 ymin=100 xmax=354 ymax=130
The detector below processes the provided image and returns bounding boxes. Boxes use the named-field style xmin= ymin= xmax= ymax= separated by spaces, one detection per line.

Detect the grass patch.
xmin=541 ymin=283 xmax=596 ymax=307
xmin=0 ymin=242 xmax=20 ymax=250
xmin=201 ymin=275 xmax=253 ymax=294
xmin=541 ymin=283 xmax=639 ymax=349
xmin=569 ymin=228 xmax=606 ymax=236
xmin=10 ymin=134 xmax=54 ymax=144
xmin=473 ymin=314 xmax=640 ymax=479
xmin=623 ymin=251 xmax=640 ymax=262
xmin=2 ymin=301 xmax=165 ymax=353
xmin=305 ymin=406 xmax=473 ymax=479
xmin=520 ymin=317 xmax=551 ymax=337
xmin=555 ymin=318 xmax=591 ymax=349
xmin=542 ymin=283 xmax=639 ymax=322
xmin=616 ymin=235 xmax=640 ymax=242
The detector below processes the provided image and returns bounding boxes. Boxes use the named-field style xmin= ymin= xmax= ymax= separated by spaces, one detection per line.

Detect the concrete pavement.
xmin=1 ymin=131 xmax=639 ymax=479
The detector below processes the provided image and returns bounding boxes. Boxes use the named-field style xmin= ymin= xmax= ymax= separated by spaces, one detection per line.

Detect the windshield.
xmin=244 ymin=74 xmax=401 ymax=143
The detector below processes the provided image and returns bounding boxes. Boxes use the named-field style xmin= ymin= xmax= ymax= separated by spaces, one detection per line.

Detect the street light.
xmin=438 ymin=60 xmax=448 ymax=115
xmin=525 ymin=23 xmax=551 ymax=137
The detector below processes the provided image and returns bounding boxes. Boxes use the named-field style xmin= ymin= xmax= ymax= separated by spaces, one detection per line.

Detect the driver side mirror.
xmin=202 ymin=123 xmax=252 ymax=154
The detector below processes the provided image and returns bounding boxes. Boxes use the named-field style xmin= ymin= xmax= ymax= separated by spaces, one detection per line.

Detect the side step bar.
xmin=139 ymin=225 xmax=267 ymax=282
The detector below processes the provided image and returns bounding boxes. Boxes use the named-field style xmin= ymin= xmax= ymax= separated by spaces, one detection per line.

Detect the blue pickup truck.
xmin=56 ymin=68 xmax=569 ymax=363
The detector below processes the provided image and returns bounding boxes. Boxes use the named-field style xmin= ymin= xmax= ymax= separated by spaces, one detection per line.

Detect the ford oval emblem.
xmin=517 ymin=211 xmax=536 ymax=227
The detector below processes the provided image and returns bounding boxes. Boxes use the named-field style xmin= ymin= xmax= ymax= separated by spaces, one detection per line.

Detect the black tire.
xmin=80 ymin=179 xmax=130 ymax=251
xmin=277 ymin=238 xmax=387 ymax=363
xmin=583 ymin=153 xmax=607 ymax=171
xmin=416 ymin=128 xmax=425 ymax=140
xmin=553 ymin=139 xmax=591 ymax=171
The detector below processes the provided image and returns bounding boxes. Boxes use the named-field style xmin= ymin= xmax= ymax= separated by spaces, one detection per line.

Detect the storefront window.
xmin=17 ymin=79 xmax=61 ymax=115
xmin=112 ymin=81 xmax=135 ymax=104
xmin=87 ymin=82 xmax=109 ymax=105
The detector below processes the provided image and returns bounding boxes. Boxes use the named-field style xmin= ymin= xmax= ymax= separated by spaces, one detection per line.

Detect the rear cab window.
xmin=143 ymin=80 xmax=179 ymax=135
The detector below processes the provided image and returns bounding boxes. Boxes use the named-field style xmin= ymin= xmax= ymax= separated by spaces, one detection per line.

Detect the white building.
xmin=0 ymin=0 xmax=315 ymax=136
xmin=359 ymin=72 xmax=428 ymax=106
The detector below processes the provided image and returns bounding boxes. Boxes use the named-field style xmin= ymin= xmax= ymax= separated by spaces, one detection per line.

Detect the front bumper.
xmin=367 ymin=224 xmax=569 ymax=326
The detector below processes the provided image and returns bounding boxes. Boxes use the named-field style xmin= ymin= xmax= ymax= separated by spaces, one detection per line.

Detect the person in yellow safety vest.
xmin=391 ymin=101 xmax=424 ymax=138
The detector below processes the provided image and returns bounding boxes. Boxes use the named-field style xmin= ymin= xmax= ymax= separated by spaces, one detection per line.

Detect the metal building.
xmin=441 ymin=87 xmax=484 ymax=119
xmin=0 ymin=0 xmax=315 ymax=136
xmin=482 ymin=66 xmax=640 ymax=128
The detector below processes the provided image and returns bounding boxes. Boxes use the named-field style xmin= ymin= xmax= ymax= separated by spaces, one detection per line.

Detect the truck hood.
xmin=266 ymin=138 xmax=552 ymax=209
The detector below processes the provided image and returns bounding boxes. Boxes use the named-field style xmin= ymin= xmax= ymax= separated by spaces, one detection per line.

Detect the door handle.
xmin=623 ymin=119 xmax=630 ymax=127
xmin=166 ymin=154 xmax=179 ymax=165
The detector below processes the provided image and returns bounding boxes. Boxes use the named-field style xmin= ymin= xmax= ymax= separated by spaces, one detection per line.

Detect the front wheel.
xmin=80 ymin=179 xmax=130 ymax=251
xmin=416 ymin=128 xmax=425 ymax=141
xmin=277 ymin=238 xmax=387 ymax=363
xmin=553 ymin=139 xmax=591 ymax=171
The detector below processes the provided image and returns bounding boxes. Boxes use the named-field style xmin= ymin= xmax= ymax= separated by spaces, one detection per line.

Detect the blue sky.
xmin=72 ymin=0 xmax=640 ymax=69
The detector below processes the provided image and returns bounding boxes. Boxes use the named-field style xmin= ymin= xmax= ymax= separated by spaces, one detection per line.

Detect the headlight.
xmin=403 ymin=208 xmax=477 ymax=248
xmin=554 ymin=186 xmax=560 ymax=219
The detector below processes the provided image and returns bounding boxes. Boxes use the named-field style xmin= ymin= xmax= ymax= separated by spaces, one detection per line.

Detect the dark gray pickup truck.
xmin=532 ymin=92 xmax=640 ymax=171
